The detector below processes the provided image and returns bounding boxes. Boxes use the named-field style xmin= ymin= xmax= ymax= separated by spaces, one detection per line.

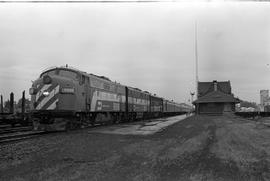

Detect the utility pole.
xmin=10 ymin=92 xmax=14 ymax=114
xmin=190 ymin=92 xmax=195 ymax=110
xmin=195 ymin=20 xmax=199 ymax=99
xmin=0 ymin=95 xmax=3 ymax=113
xmin=190 ymin=92 xmax=195 ymax=104
xmin=22 ymin=91 xmax=25 ymax=115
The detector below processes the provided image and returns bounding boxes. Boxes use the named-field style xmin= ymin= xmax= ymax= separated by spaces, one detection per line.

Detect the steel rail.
xmin=0 ymin=126 xmax=33 ymax=135
xmin=0 ymin=131 xmax=46 ymax=144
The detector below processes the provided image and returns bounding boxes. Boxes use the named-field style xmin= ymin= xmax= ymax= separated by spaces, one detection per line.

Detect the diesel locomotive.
xmin=29 ymin=66 xmax=189 ymax=131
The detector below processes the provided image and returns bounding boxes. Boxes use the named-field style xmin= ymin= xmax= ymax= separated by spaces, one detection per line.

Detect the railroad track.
xmin=0 ymin=126 xmax=33 ymax=135
xmin=0 ymin=123 xmax=119 ymax=144
xmin=0 ymin=122 xmax=112 ymax=144
xmin=0 ymin=116 xmax=183 ymax=144
xmin=0 ymin=131 xmax=47 ymax=144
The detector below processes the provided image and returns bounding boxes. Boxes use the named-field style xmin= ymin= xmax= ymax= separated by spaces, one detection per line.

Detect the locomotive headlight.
xmin=61 ymin=87 xmax=75 ymax=94
xmin=42 ymin=91 xmax=50 ymax=96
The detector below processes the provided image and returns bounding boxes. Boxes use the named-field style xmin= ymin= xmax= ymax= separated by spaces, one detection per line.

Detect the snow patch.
xmin=90 ymin=115 xmax=188 ymax=135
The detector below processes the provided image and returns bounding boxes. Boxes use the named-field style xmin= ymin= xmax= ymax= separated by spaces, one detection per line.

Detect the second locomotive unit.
xmin=29 ymin=66 xmax=188 ymax=131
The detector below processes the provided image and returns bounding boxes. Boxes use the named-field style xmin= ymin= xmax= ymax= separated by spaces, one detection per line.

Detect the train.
xmin=29 ymin=66 xmax=191 ymax=131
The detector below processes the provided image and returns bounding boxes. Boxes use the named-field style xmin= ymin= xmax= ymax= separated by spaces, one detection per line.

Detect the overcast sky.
xmin=0 ymin=2 xmax=269 ymax=104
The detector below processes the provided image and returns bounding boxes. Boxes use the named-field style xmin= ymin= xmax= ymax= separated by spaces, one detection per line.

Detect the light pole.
xmin=195 ymin=20 xmax=199 ymax=99
xmin=190 ymin=92 xmax=195 ymax=105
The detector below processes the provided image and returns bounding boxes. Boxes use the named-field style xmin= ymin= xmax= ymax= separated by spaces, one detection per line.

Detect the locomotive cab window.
xmin=59 ymin=70 xmax=79 ymax=80
xmin=40 ymin=69 xmax=79 ymax=80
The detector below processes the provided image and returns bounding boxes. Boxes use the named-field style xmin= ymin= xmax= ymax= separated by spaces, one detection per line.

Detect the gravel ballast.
xmin=0 ymin=115 xmax=269 ymax=181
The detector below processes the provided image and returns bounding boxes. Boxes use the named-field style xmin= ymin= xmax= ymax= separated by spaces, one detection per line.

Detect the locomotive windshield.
xmin=40 ymin=69 xmax=79 ymax=80
xmin=58 ymin=70 xmax=79 ymax=80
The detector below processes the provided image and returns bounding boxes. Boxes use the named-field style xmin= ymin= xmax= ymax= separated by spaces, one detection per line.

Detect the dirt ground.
xmin=0 ymin=115 xmax=269 ymax=181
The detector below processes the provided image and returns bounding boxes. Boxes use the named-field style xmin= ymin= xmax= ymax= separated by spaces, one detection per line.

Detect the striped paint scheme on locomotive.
xmin=34 ymin=83 xmax=60 ymax=110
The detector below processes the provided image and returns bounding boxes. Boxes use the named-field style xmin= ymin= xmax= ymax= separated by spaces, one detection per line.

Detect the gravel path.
xmin=0 ymin=115 xmax=269 ymax=181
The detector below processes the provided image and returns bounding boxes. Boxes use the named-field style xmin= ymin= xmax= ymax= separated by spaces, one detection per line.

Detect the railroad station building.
xmin=193 ymin=80 xmax=240 ymax=115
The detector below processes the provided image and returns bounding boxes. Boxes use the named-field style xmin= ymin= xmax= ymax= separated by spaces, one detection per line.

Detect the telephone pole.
xmin=190 ymin=92 xmax=195 ymax=105
xmin=195 ymin=20 xmax=199 ymax=99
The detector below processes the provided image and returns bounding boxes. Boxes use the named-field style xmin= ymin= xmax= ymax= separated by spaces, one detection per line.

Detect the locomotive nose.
xmin=43 ymin=75 xmax=52 ymax=84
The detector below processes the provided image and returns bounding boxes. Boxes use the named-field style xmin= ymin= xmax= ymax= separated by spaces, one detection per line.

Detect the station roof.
xmin=198 ymin=81 xmax=231 ymax=97
xmin=193 ymin=90 xmax=240 ymax=104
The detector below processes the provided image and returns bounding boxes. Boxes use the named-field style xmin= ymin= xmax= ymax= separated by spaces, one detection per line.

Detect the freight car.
xmin=29 ymin=66 xmax=188 ymax=131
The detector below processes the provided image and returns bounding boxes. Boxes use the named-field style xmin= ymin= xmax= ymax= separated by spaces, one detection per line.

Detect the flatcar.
xmin=29 ymin=66 xmax=189 ymax=131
